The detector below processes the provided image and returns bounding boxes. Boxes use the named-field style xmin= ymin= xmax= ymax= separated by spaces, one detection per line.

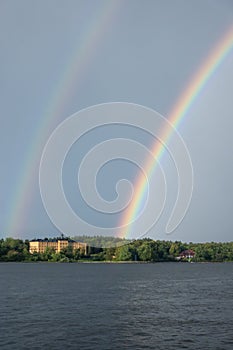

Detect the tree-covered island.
xmin=0 ymin=236 xmax=233 ymax=262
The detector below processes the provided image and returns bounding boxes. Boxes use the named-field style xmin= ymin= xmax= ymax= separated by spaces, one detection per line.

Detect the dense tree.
xmin=1 ymin=237 xmax=233 ymax=263
xmin=72 ymin=235 xmax=130 ymax=248
xmin=103 ymin=247 xmax=116 ymax=261
xmin=169 ymin=241 xmax=187 ymax=257
xmin=115 ymin=244 xmax=134 ymax=261
xmin=137 ymin=241 xmax=154 ymax=261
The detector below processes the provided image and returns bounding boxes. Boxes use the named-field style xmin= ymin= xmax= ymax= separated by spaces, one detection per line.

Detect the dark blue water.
xmin=0 ymin=262 xmax=233 ymax=349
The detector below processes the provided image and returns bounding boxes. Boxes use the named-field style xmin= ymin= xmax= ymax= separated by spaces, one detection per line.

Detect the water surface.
xmin=0 ymin=262 xmax=232 ymax=349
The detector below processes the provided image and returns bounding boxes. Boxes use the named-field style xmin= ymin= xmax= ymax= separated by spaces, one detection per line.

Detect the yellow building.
xmin=29 ymin=238 xmax=88 ymax=255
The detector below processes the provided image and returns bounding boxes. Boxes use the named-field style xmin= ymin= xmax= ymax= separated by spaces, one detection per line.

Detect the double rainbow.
xmin=6 ymin=18 xmax=233 ymax=237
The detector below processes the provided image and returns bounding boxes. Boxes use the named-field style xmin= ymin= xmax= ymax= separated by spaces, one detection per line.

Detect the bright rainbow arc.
xmin=7 ymin=21 xmax=233 ymax=238
xmin=7 ymin=1 xmax=121 ymax=236
xmin=120 ymin=25 xmax=233 ymax=238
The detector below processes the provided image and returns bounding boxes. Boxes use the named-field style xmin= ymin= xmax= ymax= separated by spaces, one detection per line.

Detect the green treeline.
xmin=1 ymin=237 xmax=233 ymax=262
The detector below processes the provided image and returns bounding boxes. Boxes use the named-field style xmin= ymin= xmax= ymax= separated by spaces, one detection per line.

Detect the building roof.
xmin=30 ymin=237 xmax=87 ymax=244
xmin=179 ymin=249 xmax=195 ymax=257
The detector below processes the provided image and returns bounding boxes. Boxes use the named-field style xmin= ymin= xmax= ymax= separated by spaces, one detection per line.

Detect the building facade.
xmin=29 ymin=238 xmax=88 ymax=255
xmin=178 ymin=249 xmax=195 ymax=260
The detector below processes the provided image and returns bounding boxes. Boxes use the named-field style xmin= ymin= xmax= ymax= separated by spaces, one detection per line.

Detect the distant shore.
xmin=1 ymin=260 xmax=232 ymax=264
xmin=1 ymin=237 xmax=233 ymax=263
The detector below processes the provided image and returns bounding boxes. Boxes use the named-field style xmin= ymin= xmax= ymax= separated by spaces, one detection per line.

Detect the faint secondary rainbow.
xmin=120 ymin=25 xmax=233 ymax=238
xmin=7 ymin=1 xmax=121 ymax=236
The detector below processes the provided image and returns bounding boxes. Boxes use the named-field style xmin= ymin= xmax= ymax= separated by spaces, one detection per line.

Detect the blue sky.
xmin=1 ymin=0 xmax=233 ymax=242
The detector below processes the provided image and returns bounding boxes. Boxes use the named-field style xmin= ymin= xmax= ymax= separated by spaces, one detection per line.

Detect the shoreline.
xmin=1 ymin=260 xmax=232 ymax=264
